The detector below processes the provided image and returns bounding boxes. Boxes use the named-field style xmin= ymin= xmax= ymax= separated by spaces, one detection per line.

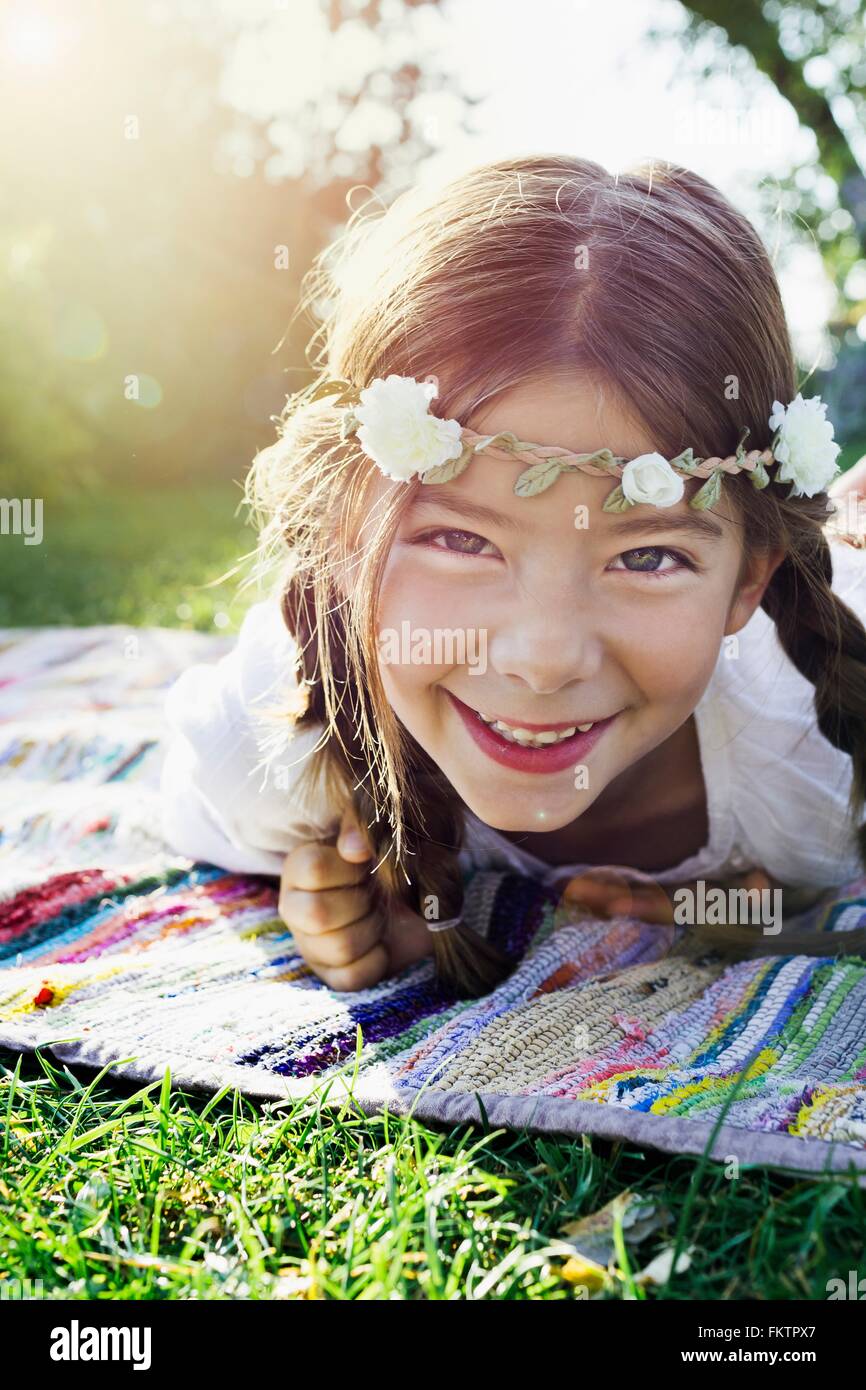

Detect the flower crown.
xmin=307 ymin=374 xmax=841 ymax=510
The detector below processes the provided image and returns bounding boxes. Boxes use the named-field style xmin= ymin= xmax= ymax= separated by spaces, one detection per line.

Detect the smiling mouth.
xmin=460 ymin=703 xmax=611 ymax=748
xmin=443 ymin=690 xmax=622 ymax=773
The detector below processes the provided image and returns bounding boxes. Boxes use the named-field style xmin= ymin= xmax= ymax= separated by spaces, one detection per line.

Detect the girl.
xmin=160 ymin=154 xmax=866 ymax=998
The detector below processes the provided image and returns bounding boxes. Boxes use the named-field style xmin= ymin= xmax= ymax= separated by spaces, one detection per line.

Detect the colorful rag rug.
xmin=2 ymin=625 xmax=866 ymax=1179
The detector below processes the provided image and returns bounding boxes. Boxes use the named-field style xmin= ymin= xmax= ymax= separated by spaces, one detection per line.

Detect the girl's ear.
xmin=724 ymin=544 xmax=787 ymax=636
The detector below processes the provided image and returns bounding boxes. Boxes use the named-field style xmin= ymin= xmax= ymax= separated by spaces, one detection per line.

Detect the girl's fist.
xmin=278 ymin=804 xmax=435 ymax=990
xmin=278 ymin=803 xmax=386 ymax=991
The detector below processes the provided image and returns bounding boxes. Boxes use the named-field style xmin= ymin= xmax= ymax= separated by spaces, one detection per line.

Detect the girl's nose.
xmin=488 ymin=603 xmax=604 ymax=694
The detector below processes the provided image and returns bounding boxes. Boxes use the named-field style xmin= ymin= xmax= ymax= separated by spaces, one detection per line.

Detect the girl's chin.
xmin=444 ymin=780 xmax=588 ymax=832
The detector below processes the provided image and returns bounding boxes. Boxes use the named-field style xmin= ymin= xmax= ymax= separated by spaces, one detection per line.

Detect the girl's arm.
xmin=557 ymin=868 xmax=823 ymax=924
xmin=159 ymin=599 xmax=338 ymax=875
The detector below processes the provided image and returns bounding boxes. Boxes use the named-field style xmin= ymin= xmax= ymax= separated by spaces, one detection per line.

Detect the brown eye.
xmin=609 ymin=546 xmax=695 ymax=577
xmin=622 ymin=547 xmax=668 ymax=571
xmin=415 ymin=528 xmax=500 ymax=557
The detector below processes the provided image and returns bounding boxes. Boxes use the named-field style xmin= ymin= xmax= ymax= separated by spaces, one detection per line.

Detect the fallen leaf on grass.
xmin=558 ymin=1190 xmax=669 ymax=1268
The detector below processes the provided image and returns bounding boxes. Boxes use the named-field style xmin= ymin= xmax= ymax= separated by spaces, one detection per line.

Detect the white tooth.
xmin=577 ymin=722 xmax=594 ymax=732
xmin=488 ymin=718 xmax=586 ymax=747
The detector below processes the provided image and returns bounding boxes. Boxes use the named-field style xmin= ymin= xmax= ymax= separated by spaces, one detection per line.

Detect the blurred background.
xmin=1 ymin=0 xmax=865 ymax=631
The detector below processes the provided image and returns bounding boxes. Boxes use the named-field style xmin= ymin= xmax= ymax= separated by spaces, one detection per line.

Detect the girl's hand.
xmin=557 ymin=866 xmax=776 ymax=926
xmin=278 ymin=804 xmax=434 ymax=991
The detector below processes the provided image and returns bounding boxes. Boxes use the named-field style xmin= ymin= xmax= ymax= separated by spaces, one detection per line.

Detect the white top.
xmin=159 ymin=538 xmax=866 ymax=892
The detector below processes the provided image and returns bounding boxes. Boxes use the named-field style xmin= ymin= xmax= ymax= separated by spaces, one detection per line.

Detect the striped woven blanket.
xmin=2 ymin=625 xmax=866 ymax=1178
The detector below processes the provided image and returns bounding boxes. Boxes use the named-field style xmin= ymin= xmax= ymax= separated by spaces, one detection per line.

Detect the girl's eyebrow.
xmin=407 ymin=490 xmax=523 ymax=533
xmin=606 ymin=511 xmax=725 ymax=542
xmin=408 ymin=488 xmax=724 ymax=542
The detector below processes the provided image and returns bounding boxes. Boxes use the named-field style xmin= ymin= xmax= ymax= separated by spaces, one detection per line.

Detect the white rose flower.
xmin=620 ymin=452 xmax=685 ymax=508
xmin=768 ymin=393 xmax=841 ymax=498
xmin=354 ymin=374 xmax=464 ymax=482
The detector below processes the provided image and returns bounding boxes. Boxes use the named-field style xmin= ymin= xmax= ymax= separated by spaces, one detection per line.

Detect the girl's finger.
xmin=292 ymin=911 xmax=383 ymax=969
xmin=282 ymin=840 xmax=369 ymax=892
xmin=608 ymin=892 xmax=674 ymax=924
xmin=559 ymin=870 xmax=634 ymax=906
xmin=337 ymin=803 xmax=374 ymax=862
xmin=279 ymin=883 xmax=371 ymax=934
xmin=559 ymin=871 xmax=676 ymax=923
xmin=309 ymin=941 xmax=389 ymax=993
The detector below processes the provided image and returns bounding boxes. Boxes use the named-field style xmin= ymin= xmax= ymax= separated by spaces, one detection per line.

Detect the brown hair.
xmin=244 ymin=154 xmax=866 ymax=993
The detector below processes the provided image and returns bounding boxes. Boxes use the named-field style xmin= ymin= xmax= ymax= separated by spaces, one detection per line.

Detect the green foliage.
xmin=0 ymin=483 xmax=256 ymax=630
xmin=675 ymin=0 xmax=866 ymax=340
xmin=1 ymin=1045 xmax=863 ymax=1301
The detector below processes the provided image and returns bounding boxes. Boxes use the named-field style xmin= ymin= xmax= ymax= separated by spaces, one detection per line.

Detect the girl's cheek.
xmin=378 ymin=554 xmax=477 ymax=629
xmin=376 ymin=661 xmax=444 ymax=751
xmin=627 ymin=611 xmax=726 ymax=703
xmin=376 ymin=562 xmax=492 ymax=699
xmin=377 ymin=551 xmax=731 ymax=709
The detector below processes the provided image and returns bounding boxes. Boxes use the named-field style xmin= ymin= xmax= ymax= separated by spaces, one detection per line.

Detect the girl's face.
xmin=369 ymin=375 xmax=782 ymax=834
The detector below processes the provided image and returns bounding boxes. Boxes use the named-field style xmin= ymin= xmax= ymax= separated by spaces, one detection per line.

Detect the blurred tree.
xmin=667 ymin=0 xmax=866 ymax=440
xmin=3 ymin=0 xmax=865 ymax=508
xmin=0 ymin=0 xmax=470 ymax=500
xmin=678 ymin=1 xmax=865 ymax=246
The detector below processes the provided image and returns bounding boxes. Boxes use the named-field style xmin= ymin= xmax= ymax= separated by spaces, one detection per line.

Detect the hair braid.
xmin=362 ymin=763 xmax=513 ymax=999
xmin=281 ymin=578 xmax=512 ymax=996
xmin=758 ymin=502 xmax=866 ymax=840
xmin=674 ymin=490 xmax=866 ymax=963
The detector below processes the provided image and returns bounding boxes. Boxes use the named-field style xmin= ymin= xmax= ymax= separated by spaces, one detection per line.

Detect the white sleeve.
xmin=719 ymin=537 xmax=866 ymax=888
xmin=158 ymin=600 xmax=340 ymax=875
xmin=830 ymin=533 xmax=866 ymax=618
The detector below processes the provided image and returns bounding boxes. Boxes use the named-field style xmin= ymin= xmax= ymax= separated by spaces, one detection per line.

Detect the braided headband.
xmin=304 ymin=374 xmax=841 ymax=511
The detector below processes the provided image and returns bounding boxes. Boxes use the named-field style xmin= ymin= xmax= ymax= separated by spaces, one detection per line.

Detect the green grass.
xmin=2 ymin=1046 xmax=864 ymax=1302
xmin=2 ymin=477 xmax=866 ymax=1301
xmin=0 ymin=482 xmax=258 ymax=632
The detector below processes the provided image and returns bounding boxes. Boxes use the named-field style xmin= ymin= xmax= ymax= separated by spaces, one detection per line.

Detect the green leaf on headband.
xmin=601 ymin=484 xmax=632 ymax=512
xmin=584 ymin=449 xmax=622 ymax=475
xmin=309 ymin=378 xmax=355 ymax=404
xmin=564 ymin=447 xmax=621 ymax=476
xmin=514 ymin=459 xmax=563 ymax=496
xmin=420 ymin=444 xmax=474 ymax=485
xmin=669 ymin=448 xmax=701 ymax=474
xmin=748 ymin=460 xmax=771 ymax=489
xmin=470 ymin=434 xmax=501 ymax=453
xmin=689 ymin=468 xmax=723 ymax=510
xmin=483 ymin=429 xmax=526 ymax=453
